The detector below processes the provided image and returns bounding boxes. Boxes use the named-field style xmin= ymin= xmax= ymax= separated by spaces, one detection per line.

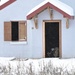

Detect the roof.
xmin=0 ymin=0 xmax=16 ymax=10
xmin=27 ymin=0 xmax=74 ymax=20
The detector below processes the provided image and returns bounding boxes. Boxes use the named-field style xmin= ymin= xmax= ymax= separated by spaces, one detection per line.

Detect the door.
xmin=43 ymin=20 xmax=61 ymax=58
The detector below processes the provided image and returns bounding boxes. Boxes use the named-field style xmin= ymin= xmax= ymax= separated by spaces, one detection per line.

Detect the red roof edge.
xmin=0 ymin=0 xmax=16 ymax=10
xmin=27 ymin=2 xmax=74 ymax=20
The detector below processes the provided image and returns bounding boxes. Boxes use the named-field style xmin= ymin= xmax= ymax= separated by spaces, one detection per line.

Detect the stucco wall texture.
xmin=0 ymin=0 xmax=75 ymax=58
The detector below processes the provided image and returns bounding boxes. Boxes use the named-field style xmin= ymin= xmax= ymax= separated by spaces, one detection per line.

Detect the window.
xmin=4 ymin=21 xmax=27 ymax=41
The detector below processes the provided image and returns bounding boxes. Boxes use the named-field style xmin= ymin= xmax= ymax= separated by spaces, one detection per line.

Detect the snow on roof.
xmin=27 ymin=0 xmax=74 ymax=19
xmin=0 ymin=0 xmax=16 ymax=10
xmin=0 ymin=0 xmax=9 ymax=6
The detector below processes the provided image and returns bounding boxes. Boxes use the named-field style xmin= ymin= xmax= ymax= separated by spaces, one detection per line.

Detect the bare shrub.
xmin=2 ymin=66 xmax=8 ymax=75
xmin=38 ymin=60 xmax=68 ymax=75
xmin=26 ymin=62 xmax=35 ymax=75
xmin=38 ymin=60 xmax=53 ymax=75
xmin=15 ymin=58 xmax=26 ymax=75
xmin=0 ymin=58 xmax=75 ymax=75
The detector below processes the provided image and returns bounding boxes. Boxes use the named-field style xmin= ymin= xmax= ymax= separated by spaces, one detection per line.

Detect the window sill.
xmin=10 ymin=41 xmax=27 ymax=44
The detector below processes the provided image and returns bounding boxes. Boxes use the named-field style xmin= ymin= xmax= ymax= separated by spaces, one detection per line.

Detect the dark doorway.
xmin=11 ymin=22 xmax=19 ymax=41
xmin=45 ymin=22 xmax=59 ymax=57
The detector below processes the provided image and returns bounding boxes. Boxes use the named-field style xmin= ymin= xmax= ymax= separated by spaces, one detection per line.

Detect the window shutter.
xmin=4 ymin=22 xmax=11 ymax=41
xmin=19 ymin=21 xmax=27 ymax=41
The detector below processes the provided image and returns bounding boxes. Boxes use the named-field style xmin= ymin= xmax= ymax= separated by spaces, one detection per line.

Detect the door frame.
xmin=42 ymin=20 xmax=62 ymax=58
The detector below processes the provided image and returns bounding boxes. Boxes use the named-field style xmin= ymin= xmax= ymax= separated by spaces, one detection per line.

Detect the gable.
xmin=27 ymin=0 xmax=74 ymax=19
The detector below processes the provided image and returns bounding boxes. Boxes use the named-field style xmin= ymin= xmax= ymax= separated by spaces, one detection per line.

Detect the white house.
xmin=0 ymin=0 xmax=75 ymax=58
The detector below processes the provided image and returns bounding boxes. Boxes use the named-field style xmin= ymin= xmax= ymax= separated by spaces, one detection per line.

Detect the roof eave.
xmin=27 ymin=2 xmax=74 ymax=20
xmin=0 ymin=0 xmax=16 ymax=10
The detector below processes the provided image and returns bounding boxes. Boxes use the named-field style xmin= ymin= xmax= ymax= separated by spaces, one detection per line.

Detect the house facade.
xmin=0 ymin=0 xmax=75 ymax=58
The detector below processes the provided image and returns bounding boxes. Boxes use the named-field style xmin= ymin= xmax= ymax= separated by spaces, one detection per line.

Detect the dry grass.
xmin=0 ymin=58 xmax=75 ymax=75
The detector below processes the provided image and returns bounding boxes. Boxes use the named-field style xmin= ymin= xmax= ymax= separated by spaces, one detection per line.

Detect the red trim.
xmin=27 ymin=2 xmax=74 ymax=19
xmin=0 ymin=0 xmax=16 ymax=10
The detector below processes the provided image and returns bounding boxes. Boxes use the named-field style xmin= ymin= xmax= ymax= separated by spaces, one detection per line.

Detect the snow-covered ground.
xmin=0 ymin=57 xmax=75 ymax=75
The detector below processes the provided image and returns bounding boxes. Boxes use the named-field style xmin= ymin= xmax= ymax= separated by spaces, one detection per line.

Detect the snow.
xmin=0 ymin=0 xmax=9 ymax=6
xmin=0 ymin=57 xmax=15 ymax=61
xmin=0 ymin=57 xmax=75 ymax=75
xmin=27 ymin=0 xmax=74 ymax=16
